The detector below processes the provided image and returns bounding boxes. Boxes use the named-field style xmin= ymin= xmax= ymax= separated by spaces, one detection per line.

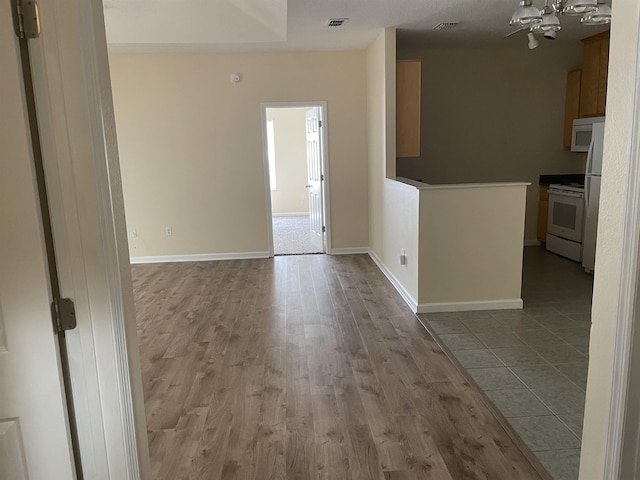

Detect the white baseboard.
xmin=330 ymin=247 xmax=370 ymax=255
xmin=367 ymin=249 xmax=418 ymax=313
xmin=130 ymin=251 xmax=270 ymax=264
xmin=272 ymin=212 xmax=308 ymax=217
xmin=524 ymin=239 xmax=542 ymax=247
xmin=417 ymin=299 xmax=523 ymax=314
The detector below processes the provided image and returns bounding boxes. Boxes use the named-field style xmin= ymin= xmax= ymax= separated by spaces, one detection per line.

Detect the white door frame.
xmin=260 ymin=102 xmax=331 ymax=256
xmin=20 ymin=0 xmax=149 ymax=478
xmin=584 ymin=5 xmax=640 ymax=479
xmin=602 ymin=10 xmax=640 ymax=478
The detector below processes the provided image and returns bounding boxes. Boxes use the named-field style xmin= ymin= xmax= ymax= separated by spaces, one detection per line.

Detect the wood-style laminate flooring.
xmin=132 ymin=254 xmax=545 ymax=480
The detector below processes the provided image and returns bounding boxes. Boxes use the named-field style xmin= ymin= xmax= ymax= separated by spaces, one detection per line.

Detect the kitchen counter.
xmin=396 ymin=177 xmax=530 ymax=190
xmin=385 ymin=176 xmax=529 ymax=313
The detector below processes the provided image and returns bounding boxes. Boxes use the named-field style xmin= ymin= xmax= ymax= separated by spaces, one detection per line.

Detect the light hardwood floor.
xmin=132 ymin=254 xmax=547 ymax=479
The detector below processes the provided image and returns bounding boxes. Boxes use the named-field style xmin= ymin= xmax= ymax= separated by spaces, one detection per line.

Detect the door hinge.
xmin=321 ymin=174 xmax=324 ymax=181
xmin=51 ymin=297 xmax=77 ymax=333
xmin=13 ymin=0 xmax=41 ymax=39
xmin=322 ymin=226 xmax=326 ymax=233
xmin=319 ymin=120 xmax=323 ymax=128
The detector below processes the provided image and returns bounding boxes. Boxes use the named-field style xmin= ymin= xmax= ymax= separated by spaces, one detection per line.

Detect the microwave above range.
xmin=571 ymin=116 xmax=605 ymax=152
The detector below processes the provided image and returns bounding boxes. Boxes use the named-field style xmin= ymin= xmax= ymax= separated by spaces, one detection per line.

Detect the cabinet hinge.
xmin=322 ymin=226 xmax=326 ymax=233
xmin=51 ymin=297 xmax=77 ymax=333
xmin=13 ymin=0 xmax=41 ymax=39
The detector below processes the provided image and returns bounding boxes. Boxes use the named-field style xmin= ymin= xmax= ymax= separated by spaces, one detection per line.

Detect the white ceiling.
xmin=104 ymin=0 xmax=611 ymax=53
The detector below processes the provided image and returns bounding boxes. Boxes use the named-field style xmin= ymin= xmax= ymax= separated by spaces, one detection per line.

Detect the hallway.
xmin=132 ymin=254 xmax=546 ymax=479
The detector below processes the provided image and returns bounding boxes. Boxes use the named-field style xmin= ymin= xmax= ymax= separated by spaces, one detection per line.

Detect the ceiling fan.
xmin=504 ymin=0 xmax=612 ymax=48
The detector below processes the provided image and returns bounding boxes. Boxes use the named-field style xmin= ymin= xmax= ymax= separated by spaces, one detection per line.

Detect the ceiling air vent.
xmin=432 ymin=22 xmax=459 ymax=31
xmin=327 ymin=18 xmax=348 ymax=28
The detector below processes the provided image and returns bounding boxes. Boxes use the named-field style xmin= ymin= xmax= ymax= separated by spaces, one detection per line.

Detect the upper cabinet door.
xmin=564 ymin=68 xmax=582 ymax=149
xmin=396 ymin=60 xmax=422 ymax=158
xmin=597 ymin=34 xmax=610 ymax=115
xmin=580 ymin=32 xmax=610 ymax=118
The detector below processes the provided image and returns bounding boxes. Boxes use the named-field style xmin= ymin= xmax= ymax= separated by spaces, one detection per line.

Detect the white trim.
xmin=272 ymin=212 xmax=308 ymax=217
xmin=330 ymin=247 xmax=369 ymax=255
xmin=260 ymin=106 xmax=275 ymax=257
xmin=130 ymin=252 xmax=270 ymax=264
xmin=416 ymin=299 xmax=523 ymax=314
xmin=367 ymin=249 xmax=418 ymax=313
xmin=318 ymin=104 xmax=332 ymax=254
xmin=524 ymin=239 xmax=542 ymax=247
xmin=260 ymin=102 xmax=332 ymax=255
xmin=605 ymin=13 xmax=640 ymax=477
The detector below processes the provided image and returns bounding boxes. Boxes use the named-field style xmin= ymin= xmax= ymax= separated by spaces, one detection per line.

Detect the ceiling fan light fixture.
xmin=527 ymin=31 xmax=540 ymax=49
xmin=537 ymin=10 xmax=562 ymax=31
xmin=563 ymin=0 xmax=598 ymax=15
xmin=510 ymin=0 xmax=543 ymax=27
xmin=581 ymin=1 xmax=612 ymax=24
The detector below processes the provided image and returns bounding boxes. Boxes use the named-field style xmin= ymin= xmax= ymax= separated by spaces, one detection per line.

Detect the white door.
xmin=0 ymin=4 xmax=76 ymax=479
xmin=305 ymin=107 xmax=324 ymax=251
xmin=582 ymin=176 xmax=602 ymax=273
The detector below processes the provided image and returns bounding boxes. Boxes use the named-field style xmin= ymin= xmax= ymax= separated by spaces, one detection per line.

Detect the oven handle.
xmin=549 ymin=190 xmax=584 ymax=199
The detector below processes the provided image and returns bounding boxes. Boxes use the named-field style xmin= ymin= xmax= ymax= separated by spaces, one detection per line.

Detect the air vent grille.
xmin=327 ymin=18 xmax=348 ymax=27
xmin=432 ymin=22 xmax=459 ymax=31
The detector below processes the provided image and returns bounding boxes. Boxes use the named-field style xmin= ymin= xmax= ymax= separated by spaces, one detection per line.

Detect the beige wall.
xmin=367 ymin=30 xmax=421 ymax=301
xmin=580 ymin=4 xmax=640 ymax=478
xmin=418 ymin=185 xmax=527 ymax=306
xmin=396 ymin=45 xmax=585 ymax=243
xmin=109 ymin=51 xmax=369 ymax=257
xmin=267 ymin=107 xmax=309 ymax=215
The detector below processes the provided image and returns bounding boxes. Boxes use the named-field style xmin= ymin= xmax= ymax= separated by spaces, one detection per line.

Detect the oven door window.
xmin=553 ymin=202 xmax=577 ymax=230
xmin=548 ymin=193 xmax=584 ymax=242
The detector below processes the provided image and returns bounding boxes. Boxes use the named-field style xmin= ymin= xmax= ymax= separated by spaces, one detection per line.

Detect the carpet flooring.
xmin=272 ymin=215 xmax=322 ymax=255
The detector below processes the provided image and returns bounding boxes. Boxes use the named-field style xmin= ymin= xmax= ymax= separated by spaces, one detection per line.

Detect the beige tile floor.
xmin=420 ymin=246 xmax=593 ymax=480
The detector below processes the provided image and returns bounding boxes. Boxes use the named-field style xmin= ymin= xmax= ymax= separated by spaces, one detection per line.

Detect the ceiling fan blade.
xmin=504 ymin=27 xmax=526 ymax=38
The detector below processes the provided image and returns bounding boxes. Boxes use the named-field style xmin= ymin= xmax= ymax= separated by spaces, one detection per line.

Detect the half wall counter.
xmin=391 ymin=178 xmax=530 ymax=313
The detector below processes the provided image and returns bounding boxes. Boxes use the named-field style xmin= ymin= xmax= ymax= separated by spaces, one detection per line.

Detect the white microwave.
xmin=571 ymin=116 xmax=605 ymax=152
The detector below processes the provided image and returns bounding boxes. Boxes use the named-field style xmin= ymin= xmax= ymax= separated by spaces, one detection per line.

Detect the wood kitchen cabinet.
xmin=562 ymin=31 xmax=609 ymax=148
xmin=396 ymin=59 xmax=421 ymax=158
xmin=563 ymin=68 xmax=582 ymax=149
xmin=537 ymin=185 xmax=549 ymax=244
xmin=580 ymin=31 xmax=610 ymax=118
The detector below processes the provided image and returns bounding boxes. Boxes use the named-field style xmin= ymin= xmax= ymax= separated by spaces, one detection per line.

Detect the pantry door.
xmin=0 ymin=1 xmax=76 ymax=478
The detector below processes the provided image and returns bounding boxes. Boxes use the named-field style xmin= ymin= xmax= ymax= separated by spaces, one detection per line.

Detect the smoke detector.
xmin=327 ymin=18 xmax=349 ymax=27
xmin=432 ymin=22 xmax=459 ymax=31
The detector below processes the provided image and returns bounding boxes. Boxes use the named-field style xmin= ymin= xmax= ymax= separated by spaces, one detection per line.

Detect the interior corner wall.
xmin=580 ymin=5 xmax=640 ymax=479
xmin=396 ymin=44 xmax=585 ymax=243
xmin=367 ymin=30 xmax=390 ymax=259
xmin=267 ymin=107 xmax=309 ymax=215
xmin=367 ymin=28 xmax=419 ymax=303
xmin=109 ymin=51 xmax=368 ymax=258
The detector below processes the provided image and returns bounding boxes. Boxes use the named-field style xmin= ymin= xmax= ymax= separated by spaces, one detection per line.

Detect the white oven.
xmin=546 ymin=184 xmax=585 ymax=262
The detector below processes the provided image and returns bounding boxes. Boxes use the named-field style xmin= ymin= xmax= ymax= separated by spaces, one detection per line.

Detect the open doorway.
xmin=262 ymin=103 xmax=329 ymax=255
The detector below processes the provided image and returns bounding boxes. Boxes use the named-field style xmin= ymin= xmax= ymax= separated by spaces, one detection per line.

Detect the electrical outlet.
xmin=400 ymin=249 xmax=407 ymax=266
xmin=130 ymin=228 xmax=137 ymax=238
xmin=165 ymin=227 xmax=172 ymax=236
